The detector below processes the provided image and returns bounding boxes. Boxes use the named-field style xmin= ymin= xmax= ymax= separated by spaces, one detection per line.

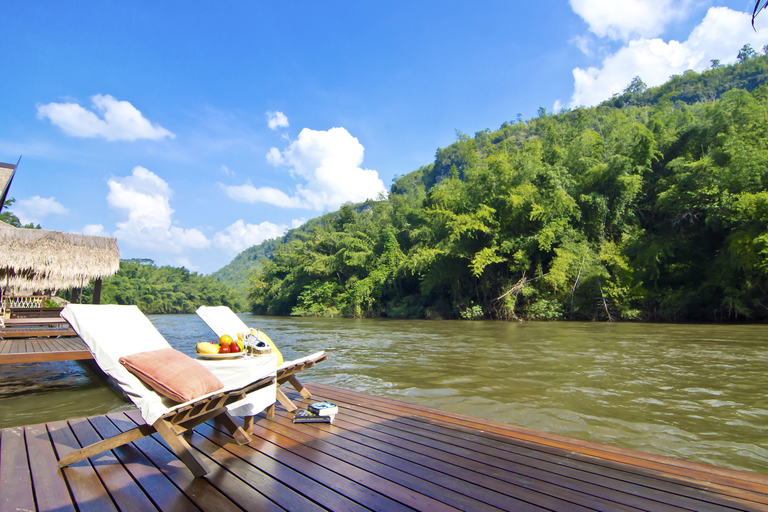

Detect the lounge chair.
xmin=59 ymin=304 xmax=277 ymax=477
xmin=196 ymin=305 xmax=327 ymax=413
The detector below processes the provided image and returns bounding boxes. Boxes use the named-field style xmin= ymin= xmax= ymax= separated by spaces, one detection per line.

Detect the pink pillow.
xmin=119 ymin=348 xmax=224 ymax=403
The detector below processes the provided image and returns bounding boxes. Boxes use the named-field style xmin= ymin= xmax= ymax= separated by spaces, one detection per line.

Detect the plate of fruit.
xmin=195 ymin=335 xmax=245 ymax=359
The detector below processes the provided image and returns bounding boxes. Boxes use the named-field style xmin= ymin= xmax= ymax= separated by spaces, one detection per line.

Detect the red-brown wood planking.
xmin=1 ymin=383 xmax=767 ymax=511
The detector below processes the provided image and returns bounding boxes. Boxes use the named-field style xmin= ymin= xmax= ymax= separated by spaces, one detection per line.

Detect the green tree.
xmin=738 ymin=44 xmax=757 ymax=63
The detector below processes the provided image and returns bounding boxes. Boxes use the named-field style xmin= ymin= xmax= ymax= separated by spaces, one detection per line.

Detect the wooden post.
xmin=92 ymin=278 xmax=102 ymax=305
xmin=71 ymin=288 xmax=80 ymax=304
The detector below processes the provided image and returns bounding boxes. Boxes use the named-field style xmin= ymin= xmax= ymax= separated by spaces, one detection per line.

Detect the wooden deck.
xmin=2 ymin=383 xmax=768 ymax=511
xmin=0 ymin=336 xmax=91 ymax=364
xmin=0 ymin=323 xmax=76 ymax=339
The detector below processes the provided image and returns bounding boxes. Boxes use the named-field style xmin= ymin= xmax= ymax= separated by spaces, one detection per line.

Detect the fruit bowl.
xmin=196 ymin=353 xmax=245 ymax=360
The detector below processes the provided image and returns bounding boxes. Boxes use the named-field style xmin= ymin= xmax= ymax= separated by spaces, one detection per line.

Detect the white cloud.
xmin=37 ymin=94 xmax=174 ymax=141
xmin=571 ymin=34 xmax=594 ymax=57
xmin=221 ymin=182 xmax=304 ymax=208
xmin=213 ymin=219 xmax=288 ymax=253
xmin=267 ymin=110 xmax=289 ymax=130
xmin=266 ymin=147 xmax=284 ymax=165
xmin=82 ymin=224 xmax=107 ymax=236
xmin=174 ymin=257 xmax=198 ymax=271
xmin=13 ymin=196 xmax=69 ymax=225
xmin=276 ymin=127 xmax=387 ymax=210
xmin=221 ymin=164 xmax=234 ymax=176
xmin=570 ymin=7 xmax=768 ymax=107
xmin=570 ymin=0 xmax=691 ymax=41
xmin=107 ymin=166 xmax=210 ymax=252
xmin=291 ymin=218 xmax=306 ymax=229
xmin=228 ymin=127 xmax=386 ymax=211
xmin=553 ymin=99 xmax=563 ymax=113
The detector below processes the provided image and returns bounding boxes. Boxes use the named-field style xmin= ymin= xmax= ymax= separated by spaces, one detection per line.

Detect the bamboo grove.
xmin=248 ymin=54 xmax=768 ymax=321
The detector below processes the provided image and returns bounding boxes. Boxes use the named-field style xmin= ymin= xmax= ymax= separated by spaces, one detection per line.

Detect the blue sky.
xmin=3 ymin=1 xmax=767 ymax=274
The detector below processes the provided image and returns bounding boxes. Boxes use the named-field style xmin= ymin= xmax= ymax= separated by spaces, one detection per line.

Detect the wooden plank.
xmin=296 ymin=407 xmax=647 ymax=511
xmin=308 ymin=384 xmax=768 ymax=510
xmin=184 ymin=424 xmax=329 ymax=511
xmin=310 ymin=383 xmax=768 ymax=492
xmin=333 ymin=396 xmax=744 ymax=512
xmin=0 ymin=427 xmax=35 ymax=512
xmin=266 ymin=407 xmax=599 ymax=511
xmin=315 ymin=394 xmax=719 ymax=512
xmin=0 ymin=337 xmax=92 ymax=364
xmin=153 ymin=418 xmax=209 ymax=478
xmin=0 ymin=329 xmax=77 ymax=338
xmin=4 ymin=318 xmax=68 ymax=326
xmin=196 ymin=420 xmax=377 ymax=512
xmin=107 ymin=412 xmax=245 ymax=512
xmin=47 ymin=420 xmax=119 ymax=512
xmin=124 ymin=410 xmax=287 ymax=512
xmin=25 ymin=423 xmax=75 ymax=512
xmin=203 ymin=419 xmax=414 ymax=512
xmin=86 ymin=414 xmax=201 ymax=512
xmin=240 ymin=420 xmax=468 ymax=510
xmin=68 ymin=417 xmax=158 ymax=511
xmin=0 ymin=350 xmax=92 ymax=364
xmin=244 ymin=414 xmax=523 ymax=511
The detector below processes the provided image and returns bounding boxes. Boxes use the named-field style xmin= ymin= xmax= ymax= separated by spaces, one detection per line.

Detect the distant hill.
xmin=210 ymin=214 xmax=331 ymax=293
xmin=210 ymin=238 xmax=280 ymax=293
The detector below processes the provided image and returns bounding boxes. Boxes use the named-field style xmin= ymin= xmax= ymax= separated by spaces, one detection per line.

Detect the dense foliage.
xmin=75 ymin=259 xmax=243 ymax=314
xmin=603 ymin=47 xmax=768 ymax=109
xmin=246 ymin=53 xmax=768 ymax=322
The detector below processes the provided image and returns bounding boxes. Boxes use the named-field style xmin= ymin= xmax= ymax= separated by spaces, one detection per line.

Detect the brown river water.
xmin=1 ymin=315 xmax=767 ymax=475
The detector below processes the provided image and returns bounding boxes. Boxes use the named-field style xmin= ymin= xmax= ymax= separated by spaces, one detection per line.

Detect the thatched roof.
xmin=0 ymin=222 xmax=120 ymax=293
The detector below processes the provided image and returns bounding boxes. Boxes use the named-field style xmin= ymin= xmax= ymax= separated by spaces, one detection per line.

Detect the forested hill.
xmin=603 ymin=47 xmax=768 ymax=109
xmin=237 ymin=49 xmax=768 ymax=321
xmin=210 ymin=238 xmax=280 ymax=292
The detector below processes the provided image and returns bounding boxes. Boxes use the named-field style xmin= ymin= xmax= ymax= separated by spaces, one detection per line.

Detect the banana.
xmin=196 ymin=341 xmax=220 ymax=354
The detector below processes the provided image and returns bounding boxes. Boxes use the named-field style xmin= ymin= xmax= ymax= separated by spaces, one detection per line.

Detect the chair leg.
xmin=216 ymin=411 xmax=252 ymax=445
xmin=265 ymin=403 xmax=276 ymax=419
xmin=58 ymin=424 xmax=155 ymax=468
xmin=276 ymin=387 xmax=298 ymax=412
xmin=287 ymin=376 xmax=312 ymax=398
xmin=153 ymin=418 xmax=209 ymax=478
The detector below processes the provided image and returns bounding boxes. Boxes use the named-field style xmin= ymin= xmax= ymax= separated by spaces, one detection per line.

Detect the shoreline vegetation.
xmin=239 ymin=50 xmax=768 ymax=322
xmin=68 ymin=49 xmax=768 ymax=322
xmin=73 ymin=259 xmax=243 ymax=314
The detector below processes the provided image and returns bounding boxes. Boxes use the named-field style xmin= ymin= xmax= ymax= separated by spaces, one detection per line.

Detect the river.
xmin=1 ymin=315 xmax=767 ymax=475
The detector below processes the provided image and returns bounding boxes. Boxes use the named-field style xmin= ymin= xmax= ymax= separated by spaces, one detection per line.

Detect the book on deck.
xmin=293 ymin=409 xmax=334 ymax=423
xmin=308 ymin=401 xmax=338 ymax=416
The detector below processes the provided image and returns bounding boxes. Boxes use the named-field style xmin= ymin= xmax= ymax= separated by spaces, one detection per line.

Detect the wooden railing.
xmin=4 ymin=295 xmax=46 ymax=309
